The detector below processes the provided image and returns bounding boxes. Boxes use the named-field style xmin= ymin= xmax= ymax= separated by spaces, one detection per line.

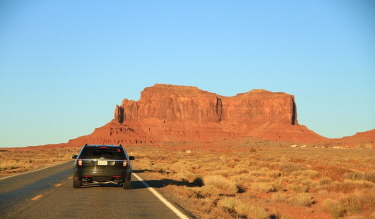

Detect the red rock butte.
xmin=68 ymin=84 xmax=329 ymax=145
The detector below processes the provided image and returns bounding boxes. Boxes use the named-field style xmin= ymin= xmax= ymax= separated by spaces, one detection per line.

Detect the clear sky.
xmin=1 ymin=1 xmax=374 ymax=147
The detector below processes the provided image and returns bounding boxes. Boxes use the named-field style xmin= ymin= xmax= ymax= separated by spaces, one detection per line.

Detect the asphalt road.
xmin=0 ymin=161 xmax=190 ymax=219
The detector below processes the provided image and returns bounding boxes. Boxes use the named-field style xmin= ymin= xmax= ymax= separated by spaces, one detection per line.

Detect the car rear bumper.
xmin=73 ymin=168 xmax=131 ymax=182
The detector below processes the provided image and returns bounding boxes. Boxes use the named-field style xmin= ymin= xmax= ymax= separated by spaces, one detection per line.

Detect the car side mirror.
xmin=129 ymin=156 xmax=135 ymax=160
xmin=72 ymin=155 xmax=78 ymax=159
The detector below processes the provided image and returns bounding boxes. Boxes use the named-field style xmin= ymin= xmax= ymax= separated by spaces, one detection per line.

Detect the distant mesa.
xmin=67 ymin=84 xmax=335 ymax=146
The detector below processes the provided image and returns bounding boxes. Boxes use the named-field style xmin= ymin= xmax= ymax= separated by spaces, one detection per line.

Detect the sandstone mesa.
xmin=67 ymin=84 xmax=339 ymax=146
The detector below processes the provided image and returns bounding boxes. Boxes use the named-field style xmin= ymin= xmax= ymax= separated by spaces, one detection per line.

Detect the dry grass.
xmin=129 ymin=140 xmax=375 ymax=219
xmin=217 ymin=197 xmax=269 ymax=219
xmin=203 ymin=175 xmax=238 ymax=193
xmin=0 ymin=146 xmax=79 ymax=176
xmin=2 ymin=140 xmax=375 ymax=219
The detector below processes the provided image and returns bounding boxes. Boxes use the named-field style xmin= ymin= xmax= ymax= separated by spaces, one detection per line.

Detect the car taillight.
xmin=123 ymin=159 xmax=129 ymax=167
xmin=78 ymin=159 xmax=83 ymax=167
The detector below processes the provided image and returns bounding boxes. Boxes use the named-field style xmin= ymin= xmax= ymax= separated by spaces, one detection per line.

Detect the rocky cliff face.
xmin=68 ymin=84 xmax=326 ymax=145
xmin=116 ymin=84 xmax=297 ymax=125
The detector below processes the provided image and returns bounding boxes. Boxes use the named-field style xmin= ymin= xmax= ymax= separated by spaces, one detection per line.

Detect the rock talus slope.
xmin=68 ymin=84 xmax=327 ymax=145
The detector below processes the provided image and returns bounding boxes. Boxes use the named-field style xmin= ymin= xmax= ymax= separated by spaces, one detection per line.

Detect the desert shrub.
xmin=184 ymin=171 xmax=198 ymax=182
xmin=217 ymin=197 xmax=242 ymax=213
xmin=251 ymin=183 xmax=270 ymax=193
xmin=345 ymin=171 xmax=365 ymax=181
xmin=245 ymin=205 xmax=268 ymax=219
xmin=326 ymin=181 xmax=356 ymax=193
xmin=289 ymin=193 xmax=314 ymax=207
xmin=217 ymin=197 xmax=268 ymax=219
xmin=300 ymin=170 xmax=319 ymax=179
xmin=279 ymin=176 xmax=289 ymax=183
xmin=198 ymin=185 xmax=217 ymax=197
xmin=230 ymin=174 xmax=254 ymax=184
xmin=259 ymin=167 xmax=271 ymax=173
xmin=279 ymin=162 xmax=306 ymax=175
xmin=251 ymin=182 xmax=281 ymax=192
xmin=323 ymin=193 xmax=370 ymax=218
xmin=169 ymin=185 xmax=196 ymax=199
xmin=290 ymin=169 xmax=319 ymax=180
xmin=271 ymin=192 xmax=314 ymax=207
xmin=269 ymin=212 xmax=291 ymax=219
xmin=249 ymin=170 xmax=265 ymax=177
xmin=340 ymin=194 xmax=361 ymax=214
xmin=314 ymin=165 xmax=350 ymax=181
xmin=252 ymin=176 xmax=272 ymax=183
xmin=267 ymin=170 xmax=282 ymax=178
xmin=0 ymin=159 xmax=33 ymax=173
xmin=290 ymin=170 xmax=303 ymax=178
xmin=365 ymin=172 xmax=375 ymax=183
xmin=323 ymin=198 xmax=347 ymax=219
xmin=344 ymin=171 xmax=375 ymax=183
xmin=347 ymin=216 xmax=367 ymax=219
xmin=203 ymin=175 xmax=238 ymax=193
xmin=301 ymin=179 xmax=319 ymax=191
xmin=213 ymin=169 xmax=232 ymax=178
xmin=239 ymin=200 xmax=269 ymax=219
xmin=234 ymin=167 xmax=249 ymax=175
xmin=360 ymin=189 xmax=375 ymax=210
xmin=271 ymin=193 xmax=289 ymax=202
xmin=349 ymin=189 xmax=375 ymax=212
xmin=270 ymin=182 xmax=282 ymax=192
xmin=189 ymin=163 xmax=200 ymax=170
xmin=371 ymin=211 xmax=375 ymax=219
xmin=319 ymin=177 xmax=333 ymax=186
xmin=317 ymin=189 xmax=329 ymax=195
xmin=287 ymin=183 xmax=308 ymax=193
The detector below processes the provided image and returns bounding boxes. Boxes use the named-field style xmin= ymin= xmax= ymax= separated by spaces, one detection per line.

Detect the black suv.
xmin=72 ymin=144 xmax=135 ymax=189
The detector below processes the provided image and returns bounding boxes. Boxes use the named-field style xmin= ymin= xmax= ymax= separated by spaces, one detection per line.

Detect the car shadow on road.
xmin=131 ymin=169 xmax=203 ymax=189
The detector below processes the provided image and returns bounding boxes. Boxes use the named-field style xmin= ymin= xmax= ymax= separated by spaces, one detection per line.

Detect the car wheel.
xmin=123 ymin=180 xmax=131 ymax=189
xmin=73 ymin=179 xmax=82 ymax=188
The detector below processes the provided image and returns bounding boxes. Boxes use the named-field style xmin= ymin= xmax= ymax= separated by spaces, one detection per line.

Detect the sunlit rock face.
xmin=68 ymin=84 xmax=326 ymax=145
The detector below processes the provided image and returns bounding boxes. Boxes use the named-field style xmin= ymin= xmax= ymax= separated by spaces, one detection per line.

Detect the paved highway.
xmin=0 ymin=161 xmax=190 ymax=219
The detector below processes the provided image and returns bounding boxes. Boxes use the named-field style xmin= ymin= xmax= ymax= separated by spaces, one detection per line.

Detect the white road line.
xmin=0 ymin=160 xmax=71 ymax=181
xmin=132 ymin=173 xmax=189 ymax=219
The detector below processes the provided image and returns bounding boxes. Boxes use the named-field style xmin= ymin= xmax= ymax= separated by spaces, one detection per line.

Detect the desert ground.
xmin=1 ymin=139 xmax=375 ymax=219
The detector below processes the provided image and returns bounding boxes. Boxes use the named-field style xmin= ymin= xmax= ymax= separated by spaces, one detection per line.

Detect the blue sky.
xmin=1 ymin=1 xmax=374 ymax=147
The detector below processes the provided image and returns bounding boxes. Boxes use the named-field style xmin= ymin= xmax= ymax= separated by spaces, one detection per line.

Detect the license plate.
xmin=98 ymin=160 xmax=107 ymax=165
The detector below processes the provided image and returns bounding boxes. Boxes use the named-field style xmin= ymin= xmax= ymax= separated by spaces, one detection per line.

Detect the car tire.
xmin=123 ymin=180 xmax=131 ymax=189
xmin=73 ymin=179 xmax=82 ymax=188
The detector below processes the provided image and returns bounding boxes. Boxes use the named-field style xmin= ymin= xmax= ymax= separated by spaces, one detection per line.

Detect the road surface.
xmin=0 ymin=161 xmax=190 ymax=219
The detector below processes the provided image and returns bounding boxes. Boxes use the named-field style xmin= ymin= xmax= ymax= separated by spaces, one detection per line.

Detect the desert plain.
xmin=1 ymin=138 xmax=375 ymax=219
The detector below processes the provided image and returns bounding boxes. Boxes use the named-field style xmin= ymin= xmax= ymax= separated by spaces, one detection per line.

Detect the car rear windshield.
xmin=79 ymin=147 xmax=125 ymax=159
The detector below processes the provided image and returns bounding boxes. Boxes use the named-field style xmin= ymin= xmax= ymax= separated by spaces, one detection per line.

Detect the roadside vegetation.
xmin=0 ymin=146 xmax=79 ymax=176
xmin=1 ymin=140 xmax=374 ymax=218
xmin=130 ymin=140 xmax=375 ymax=219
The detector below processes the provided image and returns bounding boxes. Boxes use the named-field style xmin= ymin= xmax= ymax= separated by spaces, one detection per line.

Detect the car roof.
xmin=84 ymin=145 xmax=122 ymax=148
